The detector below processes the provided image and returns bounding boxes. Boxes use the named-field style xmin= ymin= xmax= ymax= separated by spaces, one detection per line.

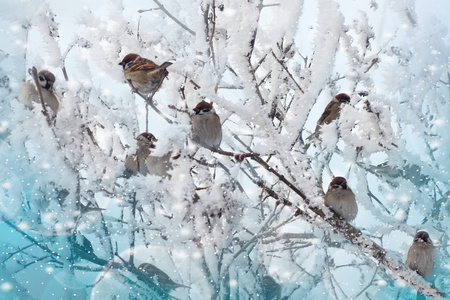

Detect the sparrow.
xmin=324 ymin=176 xmax=358 ymax=222
xmin=18 ymin=70 xmax=59 ymax=117
xmin=309 ymin=93 xmax=351 ymax=139
xmin=145 ymin=151 xmax=174 ymax=179
xmin=406 ymin=231 xmax=435 ymax=277
xmin=191 ymin=100 xmax=222 ymax=150
xmin=124 ymin=132 xmax=157 ymax=176
xmin=262 ymin=275 xmax=282 ymax=300
xmin=138 ymin=263 xmax=190 ymax=291
xmin=124 ymin=132 xmax=174 ymax=178
xmin=118 ymin=53 xmax=172 ymax=96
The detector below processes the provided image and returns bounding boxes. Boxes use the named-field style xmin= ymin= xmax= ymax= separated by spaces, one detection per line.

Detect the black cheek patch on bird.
xmin=202 ymin=108 xmax=211 ymax=113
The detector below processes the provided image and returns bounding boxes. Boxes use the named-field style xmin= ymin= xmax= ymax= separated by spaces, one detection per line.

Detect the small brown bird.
xmin=124 ymin=132 xmax=157 ymax=176
xmin=191 ymin=101 xmax=222 ymax=150
xmin=119 ymin=53 xmax=172 ymax=96
xmin=406 ymin=231 xmax=435 ymax=277
xmin=145 ymin=151 xmax=174 ymax=178
xmin=324 ymin=177 xmax=358 ymax=222
xmin=124 ymin=132 xmax=174 ymax=178
xmin=262 ymin=275 xmax=282 ymax=300
xmin=18 ymin=70 xmax=59 ymax=117
xmin=309 ymin=93 xmax=351 ymax=139
xmin=138 ymin=263 xmax=190 ymax=291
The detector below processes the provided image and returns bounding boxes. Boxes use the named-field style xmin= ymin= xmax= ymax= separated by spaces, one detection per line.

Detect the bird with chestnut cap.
xmin=19 ymin=69 xmax=59 ymax=118
xmin=324 ymin=176 xmax=358 ymax=222
xmin=406 ymin=231 xmax=435 ymax=277
xmin=191 ymin=100 xmax=222 ymax=150
xmin=119 ymin=53 xmax=172 ymax=97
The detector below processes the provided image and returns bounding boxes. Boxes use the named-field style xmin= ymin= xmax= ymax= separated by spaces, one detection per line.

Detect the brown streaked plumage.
xmin=119 ymin=53 xmax=172 ymax=95
xmin=309 ymin=93 xmax=351 ymax=139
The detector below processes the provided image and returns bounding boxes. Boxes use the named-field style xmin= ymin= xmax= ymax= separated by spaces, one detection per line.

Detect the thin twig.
xmin=129 ymin=192 xmax=137 ymax=267
xmin=271 ymin=51 xmax=304 ymax=93
xmin=354 ymin=265 xmax=379 ymax=298
xmin=248 ymin=58 xmax=266 ymax=105
xmin=151 ymin=0 xmax=196 ymax=36
xmin=208 ymin=0 xmax=217 ymax=68
xmin=61 ymin=66 xmax=69 ymax=82
xmin=29 ymin=67 xmax=53 ymax=126
xmin=145 ymin=102 xmax=149 ymax=132
xmin=199 ymin=140 xmax=443 ymax=299
xmin=126 ymin=80 xmax=175 ymax=125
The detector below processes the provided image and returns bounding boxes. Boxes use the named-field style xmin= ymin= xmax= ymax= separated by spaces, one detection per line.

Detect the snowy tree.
xmin=0 ymin=0 xmax=449 ymax=299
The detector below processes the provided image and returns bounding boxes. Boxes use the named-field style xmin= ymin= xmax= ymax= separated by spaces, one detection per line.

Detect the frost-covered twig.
xmin=262 ymin=232 xmax=315 ymax=243
xmin=271 ymin=51 xmax=304 ymax=93
xmin=4 ymin=219 xmax=61 ymax=262
xmin=199 ymin=252 xmax=220 ymax=299
xmin=145 ymin=102 xmax=149 ymax=132
xmin=129 ymin=192 xmax=137 ymax=267
xmin=248 ymin=59 xmax=266 ymax=105
xmin=227 ymin=205 xmax=294 ymax=269
xmin=206 ymin=142 xmax=443 ymax=298
xmin=151 ymin=0 xmax=196 ymax=36
xmin=367 ymin=187 xmax=391 ymax=215
xmin=324 ymin=249 xmax=339 ymax=299
xmin=125 ymin=79 xmax=175 ymax=124
xmin=354 ymin=265 xmax=378 ymax=298
xmin=208 ymin=1 xmax=217 ymax=69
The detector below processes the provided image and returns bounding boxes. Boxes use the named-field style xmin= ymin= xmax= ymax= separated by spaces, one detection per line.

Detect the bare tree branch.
xmin=150 ymin=0 xmax=196 ymax=36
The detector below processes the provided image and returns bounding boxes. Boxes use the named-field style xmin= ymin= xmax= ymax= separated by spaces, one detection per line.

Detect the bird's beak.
xmin=193 ymin=108 xmax=199 ymax=114
xmin=118 ymin=62 xmax=125 ymax=66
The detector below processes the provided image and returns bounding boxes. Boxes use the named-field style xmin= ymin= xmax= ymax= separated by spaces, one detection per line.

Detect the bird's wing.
xmin=129 ymin=58 xmax=159 ymax=71
xmin=317 ymin=101 xmax=336 ymax=125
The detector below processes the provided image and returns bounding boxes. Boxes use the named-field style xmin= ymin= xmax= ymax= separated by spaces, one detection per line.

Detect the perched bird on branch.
xmin=124 ymin=132 xmax=174 ymax=178
xmin=125 ymin=132 xmax=157 ymax=176
xmin=18 ymin=69 xmax=59 ymax=117
xmin=119 ymin=53 xmax=172 ymax=96
xmin=324 ymin=176 xmax=358 ymax=222
xmin=145 ymin=151 xmax=174 ymax=179
xmin=138 ymin=263 xmax=190 ymax=292
xmin=406 ymin=231 xmax=435 ymax=277
xmin=191 ymin=100 xmax=222 ymax=150
xmin=308 ymin=93 xmax=351 ymax=140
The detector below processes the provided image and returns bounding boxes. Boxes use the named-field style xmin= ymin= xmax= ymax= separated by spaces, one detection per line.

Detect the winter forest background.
xmin=0 ymin=0 xmax=449 ymax=299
